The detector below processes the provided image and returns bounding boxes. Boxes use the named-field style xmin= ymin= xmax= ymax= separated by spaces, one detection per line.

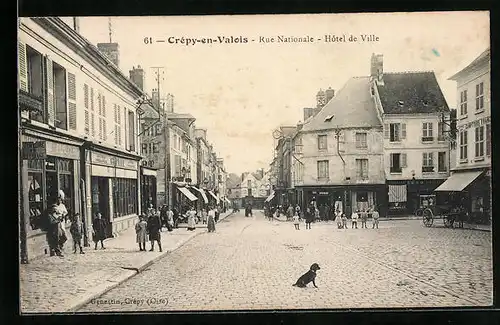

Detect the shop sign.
xmin=318 ymin=191 xmax=329 ymax=195
xmin=46 ymin=142 xmax=80 ymax=160
xmin=91 ymin=151 xmax=137 ymax=170
xmin=459 ymin=116 xmax=491 ymax=130
xmin=22 ymin=141 xmax=46 ymax=160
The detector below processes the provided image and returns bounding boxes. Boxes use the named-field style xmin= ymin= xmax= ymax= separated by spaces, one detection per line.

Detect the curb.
xmin=66 ymin=229 xmax=207 ymax=312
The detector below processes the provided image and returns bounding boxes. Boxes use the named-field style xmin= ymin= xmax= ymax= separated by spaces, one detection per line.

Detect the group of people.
xmin=335 ymin=208 xmax=380 ymax=229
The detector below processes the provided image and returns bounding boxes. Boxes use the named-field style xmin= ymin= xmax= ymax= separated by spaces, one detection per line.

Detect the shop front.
xmin=387 ymin=180 xmax=409 ymax=216
xmin=21 ymin=131 xmax=83 ymax=258
xmin=190 ymin=185 xmax=209 ymax=211
xmin=407 ymin=179 xmax=446 ymax=215
xmin=84 ymin=147 xmax=141 ymax=238
xmin=172 ymin=182 xmax=198 ymax=214
xmin=140 ymin=166 xmax=157 ymax=211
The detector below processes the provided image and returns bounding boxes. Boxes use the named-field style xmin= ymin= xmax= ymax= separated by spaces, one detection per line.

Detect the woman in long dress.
xmin=187 ymin=206 xmax=196 ymax=231
xmin=135 ymin=215 xmax=148 ymax=251
xmin=207 ymin=207 xmax=216 ymax=232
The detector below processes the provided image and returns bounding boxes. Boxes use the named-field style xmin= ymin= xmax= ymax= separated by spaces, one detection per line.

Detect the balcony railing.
xmin=19 ymin=90 xmax=44 ymax=114
xmin=422 ymin=166 xmax=434 ymax=173
xmin=422 ymin=136 xmax=434 ymax=143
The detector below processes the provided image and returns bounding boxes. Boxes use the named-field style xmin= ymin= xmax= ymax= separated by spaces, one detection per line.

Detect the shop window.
xmin=53 ymin=62 xmax=68 ymax=130
xmin=28 ymin=171 xmax=44 ymax=230
xmin=112 ymin=178 xmax=138 ymax=218
xmin=357 ymin=192 xmax=368 ymax=202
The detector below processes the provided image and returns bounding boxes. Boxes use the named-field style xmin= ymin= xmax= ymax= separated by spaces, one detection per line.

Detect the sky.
xmin=69 ymin=11 xmax=489 ymax=176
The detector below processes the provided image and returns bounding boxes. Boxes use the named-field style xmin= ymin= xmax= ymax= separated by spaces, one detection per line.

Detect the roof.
xmin=377 ymin=72 xmax=449 ymax=114
xmin=449 ymin=48 xmax=490 ymax=80
xmin=301 ymin=76 xmax=381 ymax=132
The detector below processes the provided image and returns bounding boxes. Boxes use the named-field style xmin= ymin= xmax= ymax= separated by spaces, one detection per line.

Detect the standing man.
xmin=351 ymin=209 xmax=359 ymax=229
xmin=360 ymin=209 xmax=368 ymax=228
xmin=371 ymin=207 xmax=380 ymax=229
xmin=147 ymin=211 xmax=162 ymax=252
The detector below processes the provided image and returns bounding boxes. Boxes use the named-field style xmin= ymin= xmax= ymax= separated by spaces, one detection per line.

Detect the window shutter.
xmin=97 ymin=93 xmax=102 ymax=116
xmin=390 ymin=154 xmax=394 ymax=168
xmin=90 ymin=88 xmax=94 ymax=111
xmin=384 ymin=124 xmax=389 ymax=139
xmin=103 ymin=118 xmax=107 ymax=141
xmin=46 ymin=57 xmax=55 ymax=127
xmin=422 ymin=153 xmax=426 ymax=166
xmin=102 ymin=95 xmax=106 ymax=118
xmin=401 ymin=153 xmax=407 ymax=167
xmin=113 ymin=104 xmax=117 ymax=124
xmin=67 ymin=72 xmax=77 ymax=130
xmin=84 ymin=84 xmax=89 ymax=109
xmin=486 ymin=123 xmax=491 ymax=156
xmin=91 ymin=112 xmax=95 ymax=137
xmin=18 ymin=42 xmax=28 ymax=92
xmin=98 ymin=117 xmax=103 ymax=140
xmin=429 ymin=152 xmax=434 ymax=166
xmin=401 ymin=123 xmax=407 ymax=139
xmin=84 ymin=111 xmax=90 ymax=135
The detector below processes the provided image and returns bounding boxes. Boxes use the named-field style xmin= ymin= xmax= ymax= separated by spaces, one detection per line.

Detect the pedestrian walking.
xmin=70 ymin=213 xmax=85 ymax=254
xmin=135 ymin=215 xmax=148 ymax=251
xmin=293 ymin=210 xmax=300 ymax=230
xmin=214 ymin=206 xmax=220 ymax=223
xmin=371 ymin=207 xmax=380 ymax=229
xmin=207 ymin=207 xmax=216 ymax=232
xmin=341 ymin=213 xmax=348 ymax=229
xmin=305 ymin=207 xmax=314 ymax=230
xmin=92 ymin=212 xmax=107 ymax=250
xmin=360 ymin=209 xmax=368 ymax=228
xmin=186 ymin=206 xmax=197 ymax=231
xmin=165 ymin=207 xmax=174 ymax=232
xmin=147 ymin=212 xmax=162 ymax=252
xmin=351 ymin=210 xmax=359 ymax=229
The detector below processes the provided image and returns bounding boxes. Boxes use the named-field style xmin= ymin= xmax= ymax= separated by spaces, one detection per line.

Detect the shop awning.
xmin=177 ymin=186 xmax=198 ymax=201
xmin=208 ymin=190 xmax=219 ymax=203
xmin=190 ymin=186 xmax=208 ymax=203
xmin=265 ymin=191 xmax=275 ymax=202
xmin=434 ymin=171 xmax=483 ymax=192
xmin=388 ymin=185 xmax=407 ymax=203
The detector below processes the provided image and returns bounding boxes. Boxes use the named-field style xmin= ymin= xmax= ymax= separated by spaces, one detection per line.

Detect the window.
xmin=388 ymin=123 xmax=405 ymax=142
xmin=141 ymin=143 xmax=148 ymax=155
xmin=438 ymin=122 xmax=445 ymax=141
xmin=486 ymin=123 xmax=491 ymax=156
xmin=128 ymin=111 xmax=135 ymax=151
xmin=438 ymin=152 xmax=447 ymax=172
xmin=356 ymin=159 xmax=368 ymax=180
xmin=460 ymin=90 xmax=468 ymax=116
xmin=112 ymin=178 xmax=138 ymax=218
xmin=422 ymin=122 xmax=433 ymax=142
xmin=422 ymin=152 xmax=434 ymax=172
xmin=475 ymin=82 xmax=484 ymax=111
xmin=475 ymin=125 xmax=485 ymax=158
xmin=84 ymin=84 xmax=90 ymax=135
xmin=153 ymin=143 xmax=159 ymax=154
xmin=53 ymin=62 xmax=67 ymax=130
xmin=317 ymin=160 xmax=329 ymax=179
xmin=26 ymin=46 xmax=45 ymax=123
xmin=294 ymin=137 xmax=303 ymax=153
xmin=390 ymin=153 xmax=406 ymax=173
xmin=318 ymin=135 xmax=327 ymax=150
xmin=459 ymin=130 xmax=468 ymax=161
xmin=355 ymin=132 xmax=367 ymax=148
xmin=155 ymin=123 xmax=162 ymax=136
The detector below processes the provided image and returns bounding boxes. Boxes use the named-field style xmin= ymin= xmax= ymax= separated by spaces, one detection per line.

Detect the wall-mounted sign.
xmin=459 ymin=116 xmax=491 ymax=130
xmin=91 ymin=151 xmax=138 ymax=170
xmin=22 ymin=141 xmax=47 ymax=160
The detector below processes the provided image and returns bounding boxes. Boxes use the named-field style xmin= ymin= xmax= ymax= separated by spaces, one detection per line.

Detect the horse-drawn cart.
xmin=417 ymin=204 xmax=467 ymax=228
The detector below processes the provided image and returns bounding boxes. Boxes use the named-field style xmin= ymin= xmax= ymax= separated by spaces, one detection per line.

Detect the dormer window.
xmin=324 ymin=115 xmax=334 ymax=122
xmin=398 ymin=100 xmax=404 ymax=107
xmin=423 ymin=100 xmax=428 ymax=107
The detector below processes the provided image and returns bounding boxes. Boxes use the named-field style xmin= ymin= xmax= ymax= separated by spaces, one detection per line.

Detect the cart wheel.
xmin=443 ymin=216 xmax=454 ymax=228
xmin=422 ymin=209 xmax=433 ymax=227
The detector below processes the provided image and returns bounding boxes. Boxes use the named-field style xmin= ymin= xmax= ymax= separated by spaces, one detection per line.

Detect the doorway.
xmin=91 ymin=176 xmax=112 ymax=238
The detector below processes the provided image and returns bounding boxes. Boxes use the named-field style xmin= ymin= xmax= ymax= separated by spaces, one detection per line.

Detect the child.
xmin=351 ymin=210 xmax=359 ymax=229
xmin=70 ymin=213 xmax=84 ymax=254
xmin=371 ymin=207 xmax=380 ymax=229
xmin=293 ymin=211 xmax=300 ymax=230
xmin=360 ymin=209 xmax=368 ymax=228
xmin=135 ymin=215 xmax=148 ymax=251
xmin=335 ymin=210 xmax=343 ymax=229
xmin=341 ymin=213 xmax=348 ymax=229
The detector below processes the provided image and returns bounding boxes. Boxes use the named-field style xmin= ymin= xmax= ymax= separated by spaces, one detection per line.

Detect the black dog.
xmin=292 ymin=263 xmax=321 ymax=288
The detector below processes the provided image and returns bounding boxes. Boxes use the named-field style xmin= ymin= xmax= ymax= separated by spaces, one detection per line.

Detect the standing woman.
xmin=46 ymin=191 xmax=67 ymax=257
xmin=92 ymin=212 xmax=107 ymax=250
xmin=207 ymin=206 xmax=216 ymax=233
xmin=186 ymin=205 xmax=197 ymax=231
xmin=166 ymin=206 xmax=174 ymax=232
xmin=135 ymin=215 xmax=148 ymax=251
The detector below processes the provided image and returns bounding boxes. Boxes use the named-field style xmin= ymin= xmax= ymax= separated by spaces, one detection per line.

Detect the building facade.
xmin=436 ymin=48 xmax=491 ymax=223
xmin=19 ymin=17 xmax=144 ymax=260
xmin=369 ymin=54 xmax=452 ymax=216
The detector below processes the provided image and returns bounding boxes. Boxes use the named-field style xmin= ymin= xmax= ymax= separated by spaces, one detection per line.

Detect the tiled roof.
xmin=376 ymin=72 xmax=449 ymax=114
xmin=301 ymin=76 xmax=381 ymax=132
xmin=449 ymin=48 xmax=490 ymax=80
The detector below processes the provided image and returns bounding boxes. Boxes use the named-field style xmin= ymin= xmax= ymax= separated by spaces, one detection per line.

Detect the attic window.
xmin=398 ymin=100 xmax=404 ymax=107
xmin=423 ymin=100 xmax=428 ymax=106
xmin=324 ymin=115 xmax=334 ymax=122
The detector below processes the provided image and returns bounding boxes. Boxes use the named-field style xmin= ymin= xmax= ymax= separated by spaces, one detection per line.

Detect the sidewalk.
xmin=20 ymin=210 xmax=234 ymax=314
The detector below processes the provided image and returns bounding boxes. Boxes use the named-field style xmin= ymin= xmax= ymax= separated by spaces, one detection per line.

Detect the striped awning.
xmin=388 ymin=185 xmax=407 ymax=203
xmin=177 ymin=186 xmax=198 ymax=202
xmin=190 ymin=186 xmax=208 ymax=203
xmin=265 ymin=191 xmax=275 ymax=202
xmin=208 ymin=190 xmax=219 ymax=203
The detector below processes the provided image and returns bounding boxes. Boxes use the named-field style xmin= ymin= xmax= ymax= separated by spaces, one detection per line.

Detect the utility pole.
xmin=152 ymin=67 xmax=170 ymax=207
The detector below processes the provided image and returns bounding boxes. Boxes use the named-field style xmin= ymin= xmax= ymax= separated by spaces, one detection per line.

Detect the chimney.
xmin=165 ymin=93 xmax=174 ymax=113
xmin=325 ymin=87 xmax=335 ymax=103
xmin=303 ymin=107 xmax=314 ymax=121
xmin=97 ymin=42 xmax=120 ymax=67
xmin=316 ymin=89 xmax=326 ymax=108
xmin=151 ymin=88 xmax=159 ymax=106
xmin=129 ymin=65 xmax=145 ymax=91
xmin=370 ymin=53 xmax=384 ymax=85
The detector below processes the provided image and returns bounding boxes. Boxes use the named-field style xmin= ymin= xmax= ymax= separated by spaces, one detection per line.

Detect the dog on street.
xmin=292 ymin=263 xmax=321 ymax=288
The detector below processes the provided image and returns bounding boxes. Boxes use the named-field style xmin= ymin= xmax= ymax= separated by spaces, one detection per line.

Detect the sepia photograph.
xmin=17 ymin=11 xmax=491 ymax=313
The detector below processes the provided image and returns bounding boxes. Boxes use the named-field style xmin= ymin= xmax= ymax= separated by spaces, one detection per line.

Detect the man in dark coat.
xmin=92 ymin=212 xmax=107 ymax=250
xmin=147 ymin=212 xmax=163 ymax=252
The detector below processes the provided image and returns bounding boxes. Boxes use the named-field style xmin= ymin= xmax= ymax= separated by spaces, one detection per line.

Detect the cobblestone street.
xmin=77 ymin=211 xmax=493 ymax=312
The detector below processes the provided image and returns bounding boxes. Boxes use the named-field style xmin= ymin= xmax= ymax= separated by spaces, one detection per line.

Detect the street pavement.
xmin=76 ymin=210 xmax=493 ymax=312
xmin=19 ymin=211 xmax=234 ymax=313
